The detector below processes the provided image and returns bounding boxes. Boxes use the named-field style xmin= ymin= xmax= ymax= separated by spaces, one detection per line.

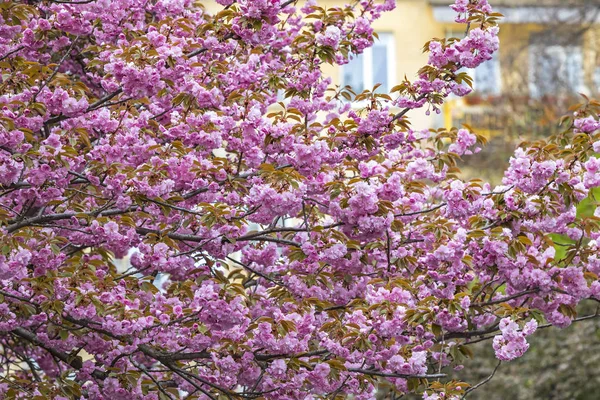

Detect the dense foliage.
xmin=1 ymin=0 xmax=600 ymax=399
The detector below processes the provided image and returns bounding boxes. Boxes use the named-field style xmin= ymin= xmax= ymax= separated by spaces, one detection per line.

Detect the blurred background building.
xmin=204 ymin=0 xmax=600 ymax=181
xmin=305 ymin=0 xmax=600 ymax=181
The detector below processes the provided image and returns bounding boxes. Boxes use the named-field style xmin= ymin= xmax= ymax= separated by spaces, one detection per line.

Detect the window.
xmin=446 ymin=30 xmax=501 ymax=96
xmin=594 ymin=66 xmax=600 ymax=94
xmin=529 ymin=43 xmax=584 ymax=97
xmin=341 ymin=33 xmax=395 ymax=94
xmin=472 ymin=50 xmax=501 ymax=95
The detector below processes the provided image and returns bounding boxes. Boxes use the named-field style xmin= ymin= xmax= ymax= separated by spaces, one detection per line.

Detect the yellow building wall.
xmin=200 ymin=1 xmax=600 ymax=132
xmin=497 ymin=23 xmax=542 ymax=98
xmin=583 ymin=26 xmax=600 ymax=93
xmin=318 ymin=0 xmax=445 ymax=129
xmin=202 ymin=0 xmax=446 ymax=129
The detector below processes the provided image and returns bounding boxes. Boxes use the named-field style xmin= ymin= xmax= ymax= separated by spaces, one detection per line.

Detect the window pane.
xmin=529 ymin=44 xmax=583 ymax=97
xmin=536 ymin=46 xmax=563 ymax=95
xmin=343 ymin=54 xmax=364 ymax=93
xmin=565 ymin=48 xmax=583 ymax=92
xmin=474 ymin=51 xmax=500 ymax=95
xmin=593 ymin=67 xmax=600 ymax=93
xmin=372 ymin=43 xmax=388 ymax=92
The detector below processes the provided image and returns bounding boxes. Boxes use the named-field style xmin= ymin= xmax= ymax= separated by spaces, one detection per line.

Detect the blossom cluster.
xmin=493 ymin=318 xmax=538 ymax=361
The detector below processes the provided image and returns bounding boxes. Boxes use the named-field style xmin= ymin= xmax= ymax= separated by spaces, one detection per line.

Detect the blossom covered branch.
xmin=1 ymin=0 xmax=600 ymax=399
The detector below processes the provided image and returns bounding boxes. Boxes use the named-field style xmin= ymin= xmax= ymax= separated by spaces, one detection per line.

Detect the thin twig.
xmin=460 ymin=360 xmax=501 ymax=399
xmin=0 ymin=46 xmax=24 ymax=62
xmin=395 ymin=203 xmax=446 ymax=217
xmin=391 ymin=94 xmax=427 ymax=122
xmin=226 ymin=256 xmax=286 ymax=287
xmin=348 ymin=368 xmax=445 ymax=379
xmin=33 ymin=36 xmax=80 ymax=103
xmin=472 ymin=289 xmax=539 ymax=307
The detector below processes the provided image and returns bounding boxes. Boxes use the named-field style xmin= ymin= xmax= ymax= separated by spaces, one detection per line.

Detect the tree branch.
xmin=10 ymin=327 xmax=107 ymax=380
xmin=472 ymin=289 xmax=539 ymax=307
xmin=460 ymin=360 xmax=501 ymax=399
xmin=348 ymin=368 xmax=445 ymax=380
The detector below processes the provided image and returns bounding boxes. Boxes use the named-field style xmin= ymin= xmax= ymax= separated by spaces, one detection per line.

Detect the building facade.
xmin=203 ymin=0 xmax=600 ymax=134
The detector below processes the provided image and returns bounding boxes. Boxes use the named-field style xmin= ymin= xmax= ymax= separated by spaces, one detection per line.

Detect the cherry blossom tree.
xmin=0 ymin=0 xmax=599 ymax=399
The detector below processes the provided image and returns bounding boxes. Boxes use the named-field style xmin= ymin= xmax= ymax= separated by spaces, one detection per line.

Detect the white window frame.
xmin=594 ymin=66 xmax=600 ymax=94
xmin=340 ymin=32 xmax=396 ymax=95
xmin=528 ymin=44 xmax=585 ymax=98
xmin=471 ymin=51 xmax=502 ymax=96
